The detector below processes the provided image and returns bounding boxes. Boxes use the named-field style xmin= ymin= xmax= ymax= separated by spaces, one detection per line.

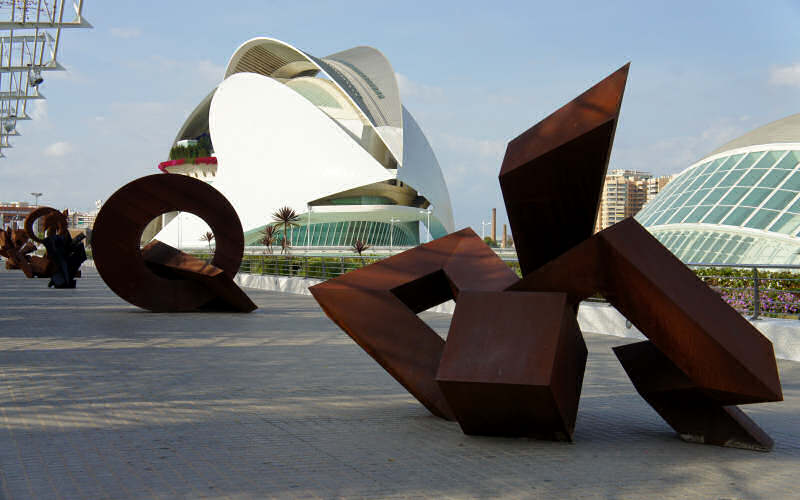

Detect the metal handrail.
xmin=180 ymin=251 xmax=800 ymax=321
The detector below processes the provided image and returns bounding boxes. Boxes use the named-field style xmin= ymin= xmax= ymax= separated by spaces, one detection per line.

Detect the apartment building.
xmin=594 ymin=170 xmax=672 ymax=232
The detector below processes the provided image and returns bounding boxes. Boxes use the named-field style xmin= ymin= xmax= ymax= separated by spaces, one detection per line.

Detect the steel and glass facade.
xmin=637 ymin=114 xmax=800 ymax=264
xmin=244 ymin=221 xmax=417 ymax=248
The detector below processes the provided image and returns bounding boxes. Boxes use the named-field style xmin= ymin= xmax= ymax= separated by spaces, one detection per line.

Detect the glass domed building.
xmin=636 ymin=113 xmax=800 ymax=265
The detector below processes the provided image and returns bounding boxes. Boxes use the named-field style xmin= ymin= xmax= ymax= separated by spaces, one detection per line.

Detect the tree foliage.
xmin=272 ymin=207 xmax=300 ymax=254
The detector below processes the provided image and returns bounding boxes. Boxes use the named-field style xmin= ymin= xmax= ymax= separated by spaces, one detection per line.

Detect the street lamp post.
xmin=31 ymin=192 xmax=42 ymax=206
xmin=481 ymin=220 xmax=488 ymax=239
xmin=389 ymin=217 xmax=401 ymax=254
xmin=306 ymin=205 xmax=311 ymax=251
xmin=418 ymin=208 xmax=433 ymax=243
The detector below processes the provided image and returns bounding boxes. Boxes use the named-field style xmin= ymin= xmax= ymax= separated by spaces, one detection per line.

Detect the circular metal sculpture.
xmin=92 ymin=174 xmax=255 ymax=312
xmin=25 ymin=206 xmax=68 ymax=244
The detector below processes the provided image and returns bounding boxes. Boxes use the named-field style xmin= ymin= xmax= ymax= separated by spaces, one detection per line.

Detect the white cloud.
xmin=29 ymin=100 xmax=47 ymax=121
xmin=396 ymin=72 xmax=443 ymax=99
xmin=769 ymin=64 xmax=800 ymax=87
xmin=128 ymin=56 xmax=225 ymax=91
xmin=194 ymin=59 xmax=226 ymax=86
xmin=437 ymin=133 xmax=506 ymax=159
xmin=44 ymin=65 xmax=88 ymax=84
xmin=44 ymin=141 xmax=74 ymax=157
xmin=111 ymin=27 xmax=142 ymax=39
xmin=612 ymin=118 xmax=751 ymax=176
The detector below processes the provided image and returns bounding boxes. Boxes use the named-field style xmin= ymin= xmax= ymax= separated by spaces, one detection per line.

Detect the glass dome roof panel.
xmin=699 ymin=159 xmax=722 ymax=175
xmin=731 ymin=152 xmax=756 ymax=170
xmin=751 ymin=150 xmax=780 ymax=170
xmin=740 ymin=188 xmax=772 ymax=207
xmin=685 ymin=205 xmax=712 ymax=223
xmin=668 ymin=206 xmax=693 ymax=224
xmin=720 ymin=187 xmax=749 ymax=205
xmin=769 ymin=213 xmax=800 ymax=234
xmin=780 ymin=171 xmax=800 ymax=191
xmin=738 ymin=169 xmax=768 ymax=187
xmin=763 ymin=190 xmax=796 ymax=211
xmin=703 ymin=205 xmax=734 ymax=224
xmin=703 ymin=188 xmax=728 ymax=205
xmin=775 ymin=151 xmax=800 ymax=169
xmin=686 ymin=174 xmax=710 ymax=191
xmin=757 ymin=169 xmax=791 ymax=189
xmin=687 ymin=189 xmax=711 ymax=205
xmin=718 ymin=168 xmax=747 ymax=187
xmin=701 ymin=171 xmax=727 ymax=189
xmin=744 ymin=209 xmax=780 ymax=230
xmin=722 ymin=206 xmax=755 ymax=226
xmin=653 ymin=209 xmax=677 ymax=226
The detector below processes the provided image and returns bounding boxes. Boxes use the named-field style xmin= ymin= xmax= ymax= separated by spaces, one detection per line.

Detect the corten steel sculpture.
xmin=0 ymin=207 xmax=86 ymax=287
xmin=26 ymin=207 xmax=87 ymax=288
xmin=92 ymin=174 xmax=256 ymax=313
xmin=0 ymin=225 xmax=40 ymax=276
xmin=311 ymin=63 xmax=783 ymax=450
xmin=311 ymin=228 xmax=520 ymax=419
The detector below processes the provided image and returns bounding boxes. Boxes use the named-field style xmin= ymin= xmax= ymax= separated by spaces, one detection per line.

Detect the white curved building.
xmin=152 ymin=37 xmax=454 ymax=249
xmin=637 ymin=113 xmax=800 ymax=265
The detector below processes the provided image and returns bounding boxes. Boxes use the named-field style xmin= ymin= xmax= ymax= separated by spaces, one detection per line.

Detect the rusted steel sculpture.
xmin=1 ymin=225 xmax=39 ymax=276
xmin=311 ymin=63 xmax=783 ymax=450
xmin=311 ymin=228 xmax=519 ymax=419
xmin=0 ymin=207 xmax=86 ymax=287
xmin=436 ymin=290 xmax=586 ymax=440
xmin=26 ymin=207 xmax=87 ymax=288
xmin=92 ymin=174 xmax=256 ymax=312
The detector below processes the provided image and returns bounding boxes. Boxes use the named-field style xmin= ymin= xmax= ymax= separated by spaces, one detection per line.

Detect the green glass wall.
xmin=244 ymin=220 xmax=419 ymax=247
xmin=636 ymin=147 xmax=800 ymax=264
xmin=637 ymin=150 xmax=800 ymax=233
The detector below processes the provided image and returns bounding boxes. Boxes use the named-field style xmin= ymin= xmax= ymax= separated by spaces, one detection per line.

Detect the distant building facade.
xmin=0 ymin=201 xmax=34 ymax=229
xmin=67 ymin=210 xmax=97 ymax=230
xmin=594 ymin=170 xmax=673 ymax=232
xmin=149 ymin=37 xmax=455 ymax=249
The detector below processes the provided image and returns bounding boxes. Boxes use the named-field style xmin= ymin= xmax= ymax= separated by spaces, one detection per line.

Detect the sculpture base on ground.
xmin=436 ymin=291 xmax=586 ymax=440
xmin=614 ymin=341 xmax=774 ymax=451
xmin=43 ymin=232 xmax=87 ymax=289
xmin=142 ymin=240 xmax=256 ymax=312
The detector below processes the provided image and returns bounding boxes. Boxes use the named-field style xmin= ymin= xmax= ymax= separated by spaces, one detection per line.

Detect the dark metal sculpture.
xmin=310 ymin=63 xmax=783 ymax=450
xmin=436 ymin=290 xmax=586 ymax=440
xmin=0 ymin=207 xmax=86 ymax=287
xmin=26 ymin=207 xmax=87 ymax=288
xmin=311 ymin=228 xmax=519 ymax=419
xmin=0 ymin=225 xmax=40 ymax=276
xmin=510 ymin=219 xmax=782 ymax=449
xmin=92 ymin=174 xmax=256 ymax=312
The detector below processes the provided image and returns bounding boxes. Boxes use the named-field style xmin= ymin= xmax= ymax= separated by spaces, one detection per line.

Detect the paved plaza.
xmin=0 ymin=268 xmax=797 ymax=499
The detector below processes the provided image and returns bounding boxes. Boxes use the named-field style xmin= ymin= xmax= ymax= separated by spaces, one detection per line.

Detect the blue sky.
xmin=1 ymin=0 xmax=799 ymax=236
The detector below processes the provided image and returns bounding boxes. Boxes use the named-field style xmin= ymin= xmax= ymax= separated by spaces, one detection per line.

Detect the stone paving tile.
xmin=0 ymin=268 xmax=798 ymax=499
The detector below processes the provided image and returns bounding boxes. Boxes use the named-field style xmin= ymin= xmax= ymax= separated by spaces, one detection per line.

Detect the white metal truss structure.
xmin=0 ymin=0 xmax=89 ymax=156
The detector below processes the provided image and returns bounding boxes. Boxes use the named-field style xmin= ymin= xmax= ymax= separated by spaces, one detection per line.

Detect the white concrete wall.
xmin=233 ymin=272 xmax=800 ymax=362
xmin=83 ymin=260 xmax=800 ymax=362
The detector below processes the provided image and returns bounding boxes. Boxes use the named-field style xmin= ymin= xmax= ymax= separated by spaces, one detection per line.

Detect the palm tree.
xmin=200 ymin=231 xmax=215 ymax=253
xmin=351 ymin=239 xmax=370 ymax=256
xmin=351 ymin=239 xmax=371 ymax=267
xmin=260 ymin=224 xmax=278 ymax=254
xmin=272 ymin=206 xmax=300 ymax=254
